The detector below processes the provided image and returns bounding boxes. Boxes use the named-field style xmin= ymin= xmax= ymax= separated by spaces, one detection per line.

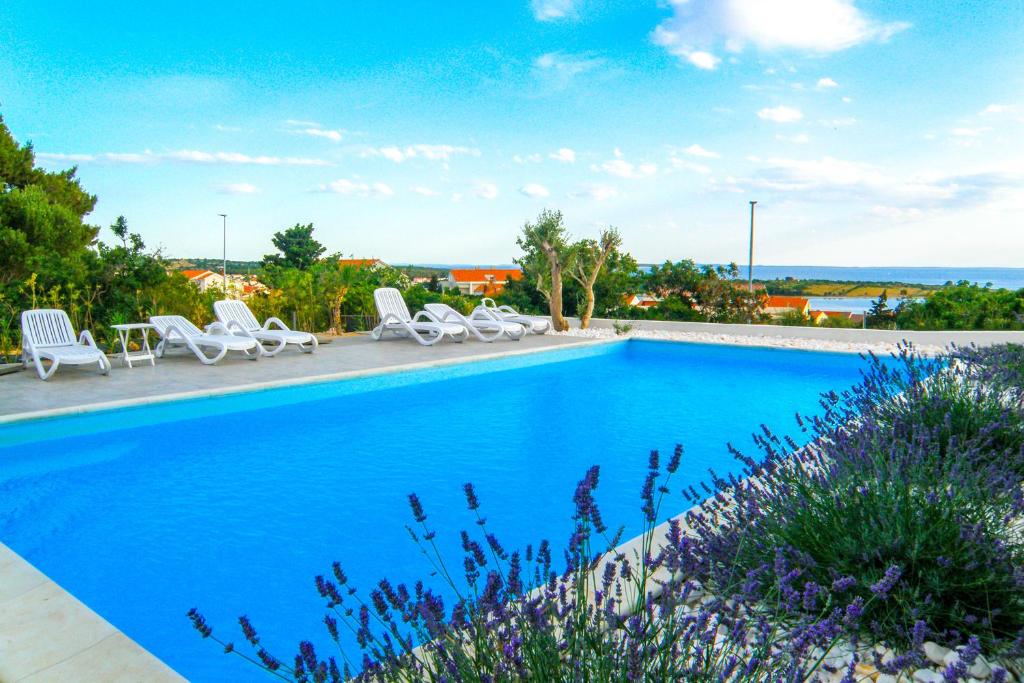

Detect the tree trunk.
xmin=579 ymin=285 xmax=596 ymax=329
xmin=549 ymin=265 xmax=569 ymax=331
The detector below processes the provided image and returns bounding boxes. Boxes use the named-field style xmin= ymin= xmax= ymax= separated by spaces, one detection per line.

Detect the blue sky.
xmin=2 ymin=0 xmax=1022 ymax=266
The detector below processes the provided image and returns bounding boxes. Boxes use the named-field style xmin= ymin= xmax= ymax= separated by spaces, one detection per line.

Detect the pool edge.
xmin=0 ymin=336 xmax=621 ymax=426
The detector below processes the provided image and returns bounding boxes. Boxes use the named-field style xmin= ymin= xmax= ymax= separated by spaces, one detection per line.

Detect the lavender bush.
xmin=695 ymin=344 xmax=1024 ymax=655
xmin=189 ymin=451 xmax=871 ymax=681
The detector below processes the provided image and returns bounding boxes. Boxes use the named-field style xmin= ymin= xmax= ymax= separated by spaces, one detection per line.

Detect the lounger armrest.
xmin=497 ymin=305 xmax=518 ymax=314
xmin=205 ymin=321 xmax=232 ymax=336
xmin=377 ymin=312 xmax=405 ymax=327
xmin=470 ymin=306 xmax=501 ymax=322
xmin=263 ymin=316 xmax=291 ymax=331
xmin=78 ymin=329 xmax=100 ymax=348
xmin=412 ymin=310 xmax=444 ymax=324
xmin=159 ymin=323 xmax=187 ymax=341
xmin=222 ymin=320 xmax=250 ymax=334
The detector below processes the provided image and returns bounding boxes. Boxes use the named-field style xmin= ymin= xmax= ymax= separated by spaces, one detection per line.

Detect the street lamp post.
xmin=219 ymin=211 xmax=229 ymax=290
xmin=747 ymin=200 xmax=757 ymax=292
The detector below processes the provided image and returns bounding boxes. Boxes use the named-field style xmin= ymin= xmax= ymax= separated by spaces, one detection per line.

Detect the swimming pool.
xmin=0 ymin=340 xmax=871 ymax=681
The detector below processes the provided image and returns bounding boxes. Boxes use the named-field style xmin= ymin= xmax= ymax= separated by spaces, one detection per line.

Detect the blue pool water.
xmin=0 ymin=340 xmax=871 ymax=681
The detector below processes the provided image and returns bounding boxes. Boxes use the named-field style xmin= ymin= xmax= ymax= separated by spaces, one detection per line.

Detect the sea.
xmin=744 ymin=265 xmax=1024 ymax=290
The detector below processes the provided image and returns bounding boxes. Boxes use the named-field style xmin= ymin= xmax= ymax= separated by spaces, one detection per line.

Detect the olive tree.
xmin=567 ymin=228 xmax=621 ymax=329
xmin=516 ymin=209 xmax=570 ymax=331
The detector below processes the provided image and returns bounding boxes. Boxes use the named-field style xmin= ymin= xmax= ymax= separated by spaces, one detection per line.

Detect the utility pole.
xmin=219 ymin=210 xmax=229 ymax=290
xmin=747 ymin=201 xmax=757 ymax=292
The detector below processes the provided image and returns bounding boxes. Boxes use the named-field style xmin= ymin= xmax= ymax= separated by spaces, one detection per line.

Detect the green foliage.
xmin=818 ymin=314 xmax=861 ymax=329
xmin=0 ymin=114 xmax=99 ymax=289
xmin=775 ymin=309 xmax=811 ymax=326
xmin=895 ymin=283 xmax=1024 ymax=330
xmin=636 ymin=261 xmax=762 ymax=324
xmin=866 ymin=290 xmax=895 ymax=328
xmin=262 ymin=223 xmax=326 ymax=271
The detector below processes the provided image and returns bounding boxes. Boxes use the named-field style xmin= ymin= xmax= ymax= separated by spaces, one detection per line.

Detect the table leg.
xmin=119 ymin=329 xmax=130 ymax=368
xmin=142 ymin=329 xmax=155 ymax=366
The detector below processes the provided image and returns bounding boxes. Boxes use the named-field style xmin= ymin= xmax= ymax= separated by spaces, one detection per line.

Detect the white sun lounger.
xmin=21 ymin=309 xmax=112 ymax=380
xmin=424 ymin=303 xmax=525 ymax=342
xmin=150 ymin=315 xmax=263 ymax=365
xmin=477 ymin=298 xmax=551 ymax=334
xmin=213 ymin=300 xmax=317 ymax=356
xmin=370 ymin=288 xmax=469 ymax=346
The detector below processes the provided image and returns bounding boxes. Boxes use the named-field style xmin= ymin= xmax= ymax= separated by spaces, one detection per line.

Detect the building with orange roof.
xmin=447 ymin=268 xmax=523 ymax=296
xmin=178 ymin=269 xmax=221 ymax=292
xmin=761 ymin=295 xmax=811 ymax=318
xmin=808 ymin=310 xmax=829 ymax=325
xmin=625 ymin=294 xmax=661 ymax=309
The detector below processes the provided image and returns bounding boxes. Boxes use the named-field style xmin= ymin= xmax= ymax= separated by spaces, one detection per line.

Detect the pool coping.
xmin=0 ymin=336 xmax=619 ymax=426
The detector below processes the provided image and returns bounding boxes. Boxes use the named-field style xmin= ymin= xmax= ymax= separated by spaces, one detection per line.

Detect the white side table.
xmin=111 ymin=323 xmax=156 ymax=368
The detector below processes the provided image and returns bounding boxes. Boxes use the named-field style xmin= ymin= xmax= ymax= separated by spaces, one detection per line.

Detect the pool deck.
xmin=0 ymin=332 xmax=595 ymax=423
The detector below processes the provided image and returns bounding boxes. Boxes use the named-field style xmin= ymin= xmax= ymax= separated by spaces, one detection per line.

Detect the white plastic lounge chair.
xmin=213 ymin=300 xmax=317 ymax=356
xmin=21 ymin=309 xmax=111 ymax=380
xmin=423 ymin=303 xmax=525 ymax=342
xmin=149 ymin=315 xmax=263 ymax=365
xmin=476 ymin=298 xmax=551 ymax=334
xmin=370 ymin=288 xmax=469 ymax=346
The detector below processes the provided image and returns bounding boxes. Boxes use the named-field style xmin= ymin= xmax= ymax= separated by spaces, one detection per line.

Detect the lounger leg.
xmin=36 ymin=354 xmax=58 ymax=381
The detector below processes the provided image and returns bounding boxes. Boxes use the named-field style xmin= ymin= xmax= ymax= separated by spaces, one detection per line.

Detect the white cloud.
xmin=667 ymin=157 xmax=712 ymax=174
xmin=687 ymin=51 xmax=721 ymax=70
xmin=318 ymin=179 xmax=395 ymax=197
xmin=653 ymin=0 xmax=909 ymax=67
xmin=842 ymin=96 xmax=853 ymax=103
xmin=571 ymin=184 xmax=620 ymax=201
xmin=735 ymin=155 xmax=1023 ymax=213
xmin=283 ymin=120 xmax=345 ymax=142
xmin=473 ymin=182 xmax=499 ymax=200
xmin=37 ymin=150 xmax=330 ymax=166
xmin=410 ymin=186 xmax=439 ymax=197
xmin=592 ymin=148 xmax=658 ymax=178
xmin=301 ymin=127 xmax=343 ymax=142
xmin=532 ymin=52 xmax=605 ymax=89
xmin=167 ymin=150 xmax=331 ymax=166
xmin=758 ymin=105 xmax=804 ymax=123
xmin=513 ymin=153 xmax=543 ymax=164
xmin=981 ymin=104 xmax=1011 ymax=115
xmin=363 ymin=144 xmax=481 ymax=163
xmin=519 ymin=183 xmax=551 ymax=198
xmin=549 ymin=147 xmax=576 ymax=163
xmin=683 ymin=143 xmax=720 ymax=158
xmin=816 ymin=77 xmax=839 ymax=89
xmin=216 ymin=182 xmax=259 ymax=195
xmin=530 ymin=0 xmax=578 ymax=21
xmin=593 ymin=157 xmax=658 ymax=179
xmin=213 ymin=124 xmax=242 ymax=132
